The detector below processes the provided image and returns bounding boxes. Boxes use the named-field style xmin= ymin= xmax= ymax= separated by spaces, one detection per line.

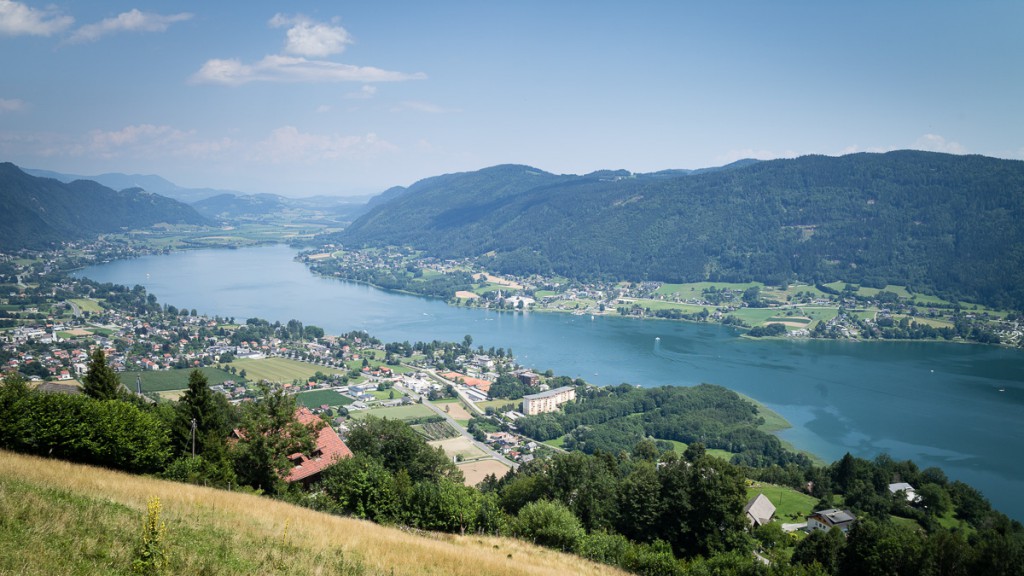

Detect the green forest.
xmin=336 ymin=151 xmax=1024 ymax=310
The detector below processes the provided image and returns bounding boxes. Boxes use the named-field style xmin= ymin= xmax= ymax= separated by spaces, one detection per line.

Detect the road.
xmin=393 ymin=381 xmax=517 ymax=470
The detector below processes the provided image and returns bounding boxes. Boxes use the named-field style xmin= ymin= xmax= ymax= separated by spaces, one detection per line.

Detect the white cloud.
xmin=191 ymin=55 xmax=426 ymax=85
xmin=0 ymin=1 xmax=73 ymax=36
xmin=316 ymin=104 xmax=332 ymax=113
xmin=67 ymin=9 xmax=191 ymax=43
xmin=270 ymin=13 xmax=351 ymax=58
xmin=912 ymin=133 xmax=967 ymax=155
xmin=344 ymin=85 xmax=377 ymax=99
xmin=0 ymin=98 xmax=26 ymax=112
xmin=251 ymin=126 xmax=397 ymax=163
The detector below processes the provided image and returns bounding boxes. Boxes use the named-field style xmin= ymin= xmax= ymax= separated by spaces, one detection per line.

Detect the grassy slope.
xmin=0 ymin=450 xmax=625 ymax=576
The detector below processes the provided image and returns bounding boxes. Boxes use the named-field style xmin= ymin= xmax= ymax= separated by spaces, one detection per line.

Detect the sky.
xmin=2 ymin=1 xmax=1022 ymax=197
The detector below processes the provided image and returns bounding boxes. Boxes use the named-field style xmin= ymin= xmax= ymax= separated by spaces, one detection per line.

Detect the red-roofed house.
xmin=284 ymin=408 xmax=353 ymax=485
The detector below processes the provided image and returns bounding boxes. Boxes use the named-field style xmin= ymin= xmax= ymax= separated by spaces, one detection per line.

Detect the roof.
xmin=523 ymin=386 xmax=575 ymax=400
xmin=744 ymin=493 xmax=776 ymax=526
xmin=810 ymin=508 xmax=856 ymax=526
xmin=888 ymin=482 xmax=914 ymax=493
xmin=440 ymin=371 xmax=492 ymax=391
xmin=283 ymin=408 xmax=353 ymax=483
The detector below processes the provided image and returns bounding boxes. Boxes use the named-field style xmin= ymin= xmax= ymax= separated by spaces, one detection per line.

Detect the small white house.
xmin=888 ymin=482 xmax=921 ymax=503
xmin=807 ymin=508 xmax=856 ymax=534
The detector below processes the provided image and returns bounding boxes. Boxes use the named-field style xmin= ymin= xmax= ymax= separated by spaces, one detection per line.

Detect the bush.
xmin=0 ymin=389 xmax=171 ymax=473
xmin=514 ymin=500 xmax=584 ymax=552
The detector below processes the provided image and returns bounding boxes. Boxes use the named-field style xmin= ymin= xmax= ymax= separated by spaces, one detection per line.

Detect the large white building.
xmin=522 ymin=386 xmax=576 ymax=415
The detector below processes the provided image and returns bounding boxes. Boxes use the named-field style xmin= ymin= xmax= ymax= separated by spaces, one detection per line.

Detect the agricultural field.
xmin=123 ymin=367 xmax=242 ymax=393
xmin=68 ymin=298 xmax=103 ymax=313
xmin=458 ymin=459 xmax=513 ymax=486
xmin=654 ymin=281 xmax=761 ymax=297
xmin=412 ymin=420 xmax=460 ymax=441
xmin=347 ymin=403 xmax=435 ymax=421
xmin=231 ymin=357 xmax=344 ymax=384
xmin=295 ymin=389 xmax=352 ymax=408
xmin=432 ymin=398 xmax=472 ymax=420
xmin=429 ymin=436 xmax=486 ymax=461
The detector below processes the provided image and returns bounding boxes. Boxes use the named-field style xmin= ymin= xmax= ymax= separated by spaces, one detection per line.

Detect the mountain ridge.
xmin=337 ymin=151 xmax=1024 ymax=309
xmin=0 ymin=163 xmax=209 ymax=249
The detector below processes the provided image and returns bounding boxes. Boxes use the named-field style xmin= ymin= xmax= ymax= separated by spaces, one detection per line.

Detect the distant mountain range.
xmin=23 ymin=167 xmax=372 ymax=221
xmin=0 ymin=163 xmax=208 ymax=249
xmin=338 ymin=151 xmax=1024 ymax=309
xmin=22 ymin=168 xmax=236 ymax=204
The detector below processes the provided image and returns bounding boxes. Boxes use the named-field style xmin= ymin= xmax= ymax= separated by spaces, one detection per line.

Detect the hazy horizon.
xmin=3 ymin=1 xmax=1022 ymax=196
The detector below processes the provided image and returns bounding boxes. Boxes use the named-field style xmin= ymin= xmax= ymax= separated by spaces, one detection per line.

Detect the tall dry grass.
xmin=0 ymin=450 xmax=628 ymax=576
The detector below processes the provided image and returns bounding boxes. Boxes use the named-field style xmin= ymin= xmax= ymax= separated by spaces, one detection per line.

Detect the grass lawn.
xmin=631 ymin=299 xmax=712 ymax=313
xmin=655 ymin=281 xmax=761 ymax=296
xmin=295 ymin=389 xmax=352 ymax=408
xmin=347 ymin=403 xmax=435 ymax=421
xmin=476 ymin=399 xmax=519 ymax=412
xmin=543 ymin=436 xmax=567 ymax=448
xmin=368 ymin=389 xmax=405 ymax=401
xmin=534 ymin=290 xmax=559 ymax=298
xmin=731 ymin=308 xmax=791 ymax=326
xmin=745 ymin=482 xmax=820 ymax=523
xmin=68 ymin=298 xmax=104 ymax=313
xmin=660 ymin=439 xmax=735 ymax=461
xmin=231 ymin=357 xmax=344 ymax=384
xmin=123 ymin=367 xmax=242 ymax=393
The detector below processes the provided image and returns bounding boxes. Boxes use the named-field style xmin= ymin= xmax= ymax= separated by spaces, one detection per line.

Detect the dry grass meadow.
xmin=458 ymin=459 xmax=513 ymax=486
xmin=0 ymin=450 xmax=626 ymax=576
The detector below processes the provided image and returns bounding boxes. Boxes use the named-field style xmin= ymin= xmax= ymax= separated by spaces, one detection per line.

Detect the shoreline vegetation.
xmin=300 ymin=245 xmax=1022 ymax=348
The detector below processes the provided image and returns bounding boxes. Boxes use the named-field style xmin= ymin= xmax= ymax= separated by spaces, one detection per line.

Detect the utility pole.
xmin=190 ymin=417 xmax=197 ymax=459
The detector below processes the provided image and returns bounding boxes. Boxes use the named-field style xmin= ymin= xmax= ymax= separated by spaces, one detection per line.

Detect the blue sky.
xmin=2 ymin=1 xmax=1022 ymax=197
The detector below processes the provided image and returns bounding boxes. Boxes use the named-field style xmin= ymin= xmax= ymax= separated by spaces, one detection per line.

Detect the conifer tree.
xmin=83 ymin=349 xmax=122 ymax=400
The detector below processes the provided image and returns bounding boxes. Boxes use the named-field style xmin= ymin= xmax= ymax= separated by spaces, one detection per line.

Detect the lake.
xmin=77 ymin=244 xmax=1024 ymax=520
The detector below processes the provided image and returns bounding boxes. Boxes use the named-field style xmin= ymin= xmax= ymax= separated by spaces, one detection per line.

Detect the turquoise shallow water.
xmin=78 ymin=244 xmax=1024 ymax=520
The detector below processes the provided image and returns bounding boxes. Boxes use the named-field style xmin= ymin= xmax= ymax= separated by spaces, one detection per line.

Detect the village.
xmin=303 ymin=246 xmax=1023 ymax=347
xmin=0 ymin=247 xmax=588 ymax=486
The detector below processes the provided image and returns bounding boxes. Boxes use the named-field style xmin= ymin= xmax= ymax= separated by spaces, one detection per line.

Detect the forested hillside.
xmin=338 ymin=151 xmax=1024 ymax=309
xmin=0 ymin=163 xmax=208 ymax=249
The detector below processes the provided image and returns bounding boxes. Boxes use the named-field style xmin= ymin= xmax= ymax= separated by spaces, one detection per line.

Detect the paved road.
xmin=393 ymin=382 xmax=517 ymax=470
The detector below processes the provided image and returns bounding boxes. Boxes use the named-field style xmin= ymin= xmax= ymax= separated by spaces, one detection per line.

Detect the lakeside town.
xmin=302 ymin=245 xmax=1022 ymax=347
xmin=0 ymin=241 xmax=590 ymax=484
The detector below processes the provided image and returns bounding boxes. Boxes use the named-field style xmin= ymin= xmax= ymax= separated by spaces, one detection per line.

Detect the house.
xmin=744 ymin=493 xmax=776 ymax=527
xmin=807 ymin=508 xmax=857 ymax=534
xmin=522 ymin=386 xmax=576 ymax=415
xmin=283 ymin=408 xmax=353 ymax=485
xmin=887 ymin=482 xmax=921 ymax=503
xmin=518 ymin=372 xmax=541 ymax=387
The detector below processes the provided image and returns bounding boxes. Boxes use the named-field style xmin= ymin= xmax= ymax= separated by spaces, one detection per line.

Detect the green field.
xmin=660 ymin=439 xmax=735 ymax=461
xmin=68 ymin=298 xmax=104 ymax=313
xmin=368 ymin=389 xmax=406 ymax=401
xmin=295 ymin=389 xmax=352 ymax=408
xmin=655 ymin=281 xmax=761 ymax=297
xmin=347 ymin=403 xmax=435 ymax=421
xmin=745 ymin=483 xmax=819 ymax=523
xmin=412 ymin=420 xmax=460 ymax=441
xmin=630 ymin=299 xmax=711 ymax=313
xmin=730 ymin=307 xmax=793 ymax=326
xmin=231 ymin=357 xmax=345 ymax=383
xmin=123 ymin=367 xmax=242 ymax=393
